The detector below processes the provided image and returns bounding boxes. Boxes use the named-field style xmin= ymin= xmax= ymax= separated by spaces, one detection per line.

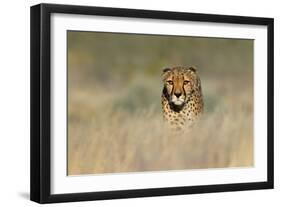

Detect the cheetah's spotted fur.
xmin=161 ymin=66 xmax=203 ymax=130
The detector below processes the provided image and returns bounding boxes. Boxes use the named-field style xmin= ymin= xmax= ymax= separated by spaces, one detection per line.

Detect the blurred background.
xmin=67 ymin=31 xmax=253 ymax=175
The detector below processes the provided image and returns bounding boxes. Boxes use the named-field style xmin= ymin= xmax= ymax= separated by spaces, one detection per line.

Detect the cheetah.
xmin=161 ymin=66 xmax=203 ymax=130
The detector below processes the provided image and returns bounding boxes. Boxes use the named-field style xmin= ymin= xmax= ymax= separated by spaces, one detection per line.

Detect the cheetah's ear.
xmin=188 ymin=66 xmax=197 ymax=73
xmin=162 ymin=67 xmax=172 ymax=80
xmin=162 ymin=67 xmax=172 ymax=73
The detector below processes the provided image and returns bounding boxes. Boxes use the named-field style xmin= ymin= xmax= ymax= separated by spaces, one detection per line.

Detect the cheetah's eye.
xmin=183 ymin=80 xmax=190 ymax=85
xmin=167 ymin=80 xmax=173 ymax=85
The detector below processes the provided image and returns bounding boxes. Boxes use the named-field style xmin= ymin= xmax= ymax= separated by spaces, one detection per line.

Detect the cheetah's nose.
xmin=174 ymin=92 xmax=182 ymax=98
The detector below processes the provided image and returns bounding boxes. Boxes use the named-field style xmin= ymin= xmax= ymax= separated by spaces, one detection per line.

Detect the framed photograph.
xmin=30 ymin=3 xmax=274 ymax=203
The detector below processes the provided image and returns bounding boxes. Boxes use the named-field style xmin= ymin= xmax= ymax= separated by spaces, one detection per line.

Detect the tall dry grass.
xmin=68 ymin=75 xmax=253 ymax=175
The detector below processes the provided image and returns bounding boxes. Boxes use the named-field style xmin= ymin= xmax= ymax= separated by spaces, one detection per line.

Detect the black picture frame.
xmin=30 ymin=3 xmax=274 ymax=204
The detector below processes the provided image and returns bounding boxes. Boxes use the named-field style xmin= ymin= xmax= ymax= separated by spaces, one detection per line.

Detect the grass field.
xmin=67 ymin=32 xmax=253 ymax=175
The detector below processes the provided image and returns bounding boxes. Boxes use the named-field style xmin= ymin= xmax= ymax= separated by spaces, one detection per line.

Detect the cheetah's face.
xmin=162 ymin=67 xmax=199 ymax=106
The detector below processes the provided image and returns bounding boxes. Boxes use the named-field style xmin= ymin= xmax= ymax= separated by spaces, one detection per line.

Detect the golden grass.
xmin=67 ymin=76 xmax=253 ymax=175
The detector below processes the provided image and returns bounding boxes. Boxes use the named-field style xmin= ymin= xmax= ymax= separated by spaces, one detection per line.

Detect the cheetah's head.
xmin=162 ymin=66 xmax=201 ymax=107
